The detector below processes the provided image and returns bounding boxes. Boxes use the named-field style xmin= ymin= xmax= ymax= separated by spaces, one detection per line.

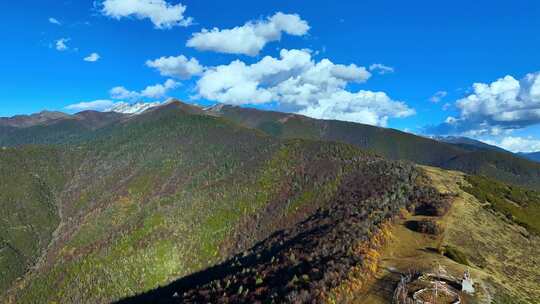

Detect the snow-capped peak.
xmin=106 ymin=102 xmax=163 ymax=115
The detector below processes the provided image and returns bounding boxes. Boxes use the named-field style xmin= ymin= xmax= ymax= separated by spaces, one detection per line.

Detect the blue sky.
xmin=1 ymin=0 xmax=540 ymax=152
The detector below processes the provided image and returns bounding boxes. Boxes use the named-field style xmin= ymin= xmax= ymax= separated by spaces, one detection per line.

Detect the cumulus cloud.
xmin=140 ymin=79 xmax=179 ymax=98
xmin=49 ymin=17 xmax=61 ymax=25
xmin=191 ymin=49 xmax=412 ymax=126
xmin=84 ymin=52 xmax=101 ymax=62
xmin=101 ymin=0 xmax=192 ymax=29
xmin=186 ymin=12 xmax=310 ymax=56
xmin=483 ymin=136 xmax=540 ymax=153
xmin=110 ymin=87 xmax=140 ymax=100
xmin=55 ymin=38 xmax=69 ymax=51
xmin=298 ymin=90 xmax=414 ymax=126
xmin=110 ymin=79 xmax=179 ymax=100
xmin=369 ymin=63 xmax=394 ymax=75
xmin=426 ymin=72 xmax=540 ymax=136
xmin=146 ymin=54 xmax=204 ymax=79
xmin=196 ymin=49 xmax=370 ymax=104
xmin=429 ymin=90 xmax=448 ymax=103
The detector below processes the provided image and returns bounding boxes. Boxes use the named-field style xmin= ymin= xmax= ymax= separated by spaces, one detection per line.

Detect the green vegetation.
xmin=443 ymin=245 xmax=469 ymax=266
xmin=117 ymin=153 xmax=430 ymax=303
xmin=463 ymin=175 xmax=540 ymax=235
xmin=213 ymin=104 xmax=540 ymax=190
xmin=1 ymin=102 xmax=390 ymax=303
xmin=257 ymin=121 xmax=283 ymax=137
xmin=0 ymin=146 xmax=66 ymax=291
xmin=2 ymin=101 xmax=539 ymax=303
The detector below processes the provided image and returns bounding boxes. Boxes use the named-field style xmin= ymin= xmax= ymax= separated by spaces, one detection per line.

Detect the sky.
xmin=1 ymin=0 xmax=540 ymax=152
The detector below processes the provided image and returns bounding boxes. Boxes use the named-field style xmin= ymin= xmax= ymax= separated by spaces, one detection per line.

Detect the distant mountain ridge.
xmin=206 ymin=104 xmax=540 ymax=190
xmin=2 ymin=101 xmax=540 ymax=190
xmin=0 ymin=111 xmax=70 ymax=128
xmin=519 ymin=152 xmax=540 ymax=163
xmin=431 ymin=135 xmax=509 ymax=153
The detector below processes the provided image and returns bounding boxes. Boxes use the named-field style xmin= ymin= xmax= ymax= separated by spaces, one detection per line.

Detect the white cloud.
xmin=140 ymin=79 xmax=179 ymax=98
xmin=426 ymin=72 xmax=540 ymax=136
xmin=483 ymin=136 xmax=540 ymax=153
xmin=110 ymin=79 xmax=179 ymax=100
xmin=49 ymin=17 xmax=61 ymax=25
xmin=331 ymin=64 xmax=371 ymax=83
xmin=101 ymin=0 xmax=192 ymax=29
xmin=55 ymin=38 xmax=69 ymax=51
xmin=110 ymin=86 xmax=140 ymax=100
xmin=369 ymin=63 xmax=394 ymax=75
xmin=146 ymin=54 xmax=204 ymax=79
xmin=191 ymin=49 xmax=412 ymax=126
xmin=298 ymin=90 xmax=414 ymax=126
xmin=429 ymin=90 xmax=448 ymax=103
xmin=84 ymin=52 xmax=101 ymax=62
xmin=65 ymin=100 xmax=116 ymax=111
xmin=186 ymin=12 xmax=310 ymax=56
xmin=457 ymin=73 xmax=540 ymax=131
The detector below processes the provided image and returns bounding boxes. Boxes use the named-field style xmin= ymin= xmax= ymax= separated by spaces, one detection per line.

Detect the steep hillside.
xmin=462 ymin=174 xmax=540 ymax=236
xmin=362 ymin=167 xmax=540 ymax=304
xmin=0 ymin=147 xmax=67 ymax=292
xmin=206 ymin=105 xmax=467 ymax=166
xmin=1 ymin=101 xmax=538 ymax=304
xmin=118 ymin=168 xmax=540 ymax=304
xmin=116 ymin=153 xmax=430 ymax=303
xmin=441 ymin=150 xmax=540 ymax=191
xmin=207 ymin=104 xmax=540 ymax=190
xmin=1 ymin=101 xmax=424 ymax=303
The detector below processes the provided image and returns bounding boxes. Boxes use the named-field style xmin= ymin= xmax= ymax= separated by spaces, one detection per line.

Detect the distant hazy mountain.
xmin=0 ymin=110 xmax=127 ymax=146
xmin=0 ymin=110 xmax=70 ymax=128
xmin=431 ymin=135 xmax=509 ymax=153
xmin=519 ymin=152 xmax=540 ymax=163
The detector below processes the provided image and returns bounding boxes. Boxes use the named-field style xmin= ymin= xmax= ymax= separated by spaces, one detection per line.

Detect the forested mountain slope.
xmin=3 ymin=101 xmax=540 ymax=190
xmin=0 ymin=101 xmax=427 ymax=303
xmin=207 ymin=104 xmax=540 ymax=190
xmin=1 ymin=101 xmax=538 ymax=303
xmin=0 ymin=147 xmax=67 ymax=292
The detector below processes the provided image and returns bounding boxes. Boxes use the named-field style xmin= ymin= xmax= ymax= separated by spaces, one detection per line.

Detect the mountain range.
xmin=519 ymin=151 xmax=540 ymax=163
xmin=1 ymin=101 xmax=539 ymax=303
xmin=2 ymin=101 xmax=540 ymax=190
